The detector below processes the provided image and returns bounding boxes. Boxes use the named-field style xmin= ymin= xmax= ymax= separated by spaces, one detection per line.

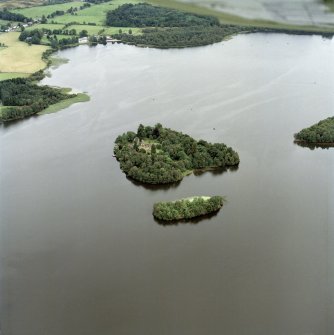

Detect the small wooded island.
xmin=294 ymin=117 xmax=334 ymax=145
xmin=153 ymin=196 xmax=224 ymax=221
xmin=114 ymin=124 xmax=240 ymax=184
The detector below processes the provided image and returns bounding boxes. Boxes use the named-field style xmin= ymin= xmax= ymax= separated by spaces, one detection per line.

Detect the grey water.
xmin=1 ymin=33 xmax=334 ymax=335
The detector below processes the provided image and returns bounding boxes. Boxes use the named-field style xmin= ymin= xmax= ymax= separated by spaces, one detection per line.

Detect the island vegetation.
xmin=114 ymin=124 xmax=240 ymax=184
xmin=294 ymin=117 xmax=334 ymax=145
xmin=153 ymin=196 xmax=224 ymax=221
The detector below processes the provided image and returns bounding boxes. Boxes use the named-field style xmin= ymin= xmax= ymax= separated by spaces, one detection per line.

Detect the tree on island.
xmin=294 ymin=117 xmax=334 ymax=144
xmin=114 ymin=124 xmax=240 ymax=184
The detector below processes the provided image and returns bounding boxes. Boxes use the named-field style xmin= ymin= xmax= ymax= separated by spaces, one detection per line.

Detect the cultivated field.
xmin=12 ymin=2 xmax=84 ymax=19
xmin=50 ymin=0 xmax=139 ymax=25
xmin=0 ymin=32 xmax=48 ymax=79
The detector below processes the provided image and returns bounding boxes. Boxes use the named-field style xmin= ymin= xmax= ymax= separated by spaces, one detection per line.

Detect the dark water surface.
xmin=1 ymin=34 xmax=334 ymax=335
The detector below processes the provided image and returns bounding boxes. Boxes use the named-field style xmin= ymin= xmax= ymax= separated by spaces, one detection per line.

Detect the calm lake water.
xmin=1 ymin=33 xmax=334 ymax=335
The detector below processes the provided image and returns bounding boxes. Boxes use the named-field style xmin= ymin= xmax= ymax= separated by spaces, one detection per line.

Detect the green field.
xmin=0 ymin=19 xmax=10 ymax=26
xmin=12 ymin=2 xmax=84 ymax=19
xmin=40 ymin=34 xmax=73 ymax=44
xmin=53 ymin=0 xmax=139 ymax=25
xmin=0 ymin=32 xmax=48 ymax=80
xmin=0 ymin=72 xmax=30 ymax=80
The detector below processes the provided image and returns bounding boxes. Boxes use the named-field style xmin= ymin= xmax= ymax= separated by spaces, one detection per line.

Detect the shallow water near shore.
xmin=1 ymin=33 xmax=334 ymax=335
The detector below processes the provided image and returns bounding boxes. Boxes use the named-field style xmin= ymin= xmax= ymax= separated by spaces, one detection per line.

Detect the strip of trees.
xmin=153 ymin=196 xmax=223 ymax=221
xmin=0 ymin=9 xmax=30 ymax=22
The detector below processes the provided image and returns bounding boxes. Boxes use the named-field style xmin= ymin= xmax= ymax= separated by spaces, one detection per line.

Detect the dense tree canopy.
xmin=106 ymin=3 xmax=220 ymax=28
xmin=114 ymin=124 xmax=240 ymax=184
xmin=153 ymin=196 xmax=223 ymax=221
xmin=294 ymin=117 xmax=334 ymax=144
xmin=112 ymin=25 xmax=249 ymax=48
xmin=0 ymin=9 xmax=29 ymax=22
xmin=0 ymin=77 xmax=76 ymax=122
xmin=106 ymin=3 xmax=251 ymax=48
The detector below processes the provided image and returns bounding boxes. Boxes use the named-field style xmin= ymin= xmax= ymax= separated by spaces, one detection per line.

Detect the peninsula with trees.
xmin=0 ymin=73 xmax=89 ymax=122
xmin=153 ymin=196 xmax=224 ymax=221
xmin=294 ymin=117 xmax=334 ymax=146
xmin=114 ymin=124 xmax=240 ymax=184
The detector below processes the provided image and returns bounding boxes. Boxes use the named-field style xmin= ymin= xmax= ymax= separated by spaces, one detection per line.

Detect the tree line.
xmin=112 ymin=25 xmax=249 ymax=48
xmin=0 ymin=9 xmax=30 ymax=22
xmin=153 ymin=196 xmax=223 ymax=221
xmin=114 ymin=124 xmax=240 ymax=184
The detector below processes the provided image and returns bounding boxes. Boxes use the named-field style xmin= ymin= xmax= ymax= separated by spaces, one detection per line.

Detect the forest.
xmin=0 ymin=76 xmax=76 ymax=122
xmin=153 ymin=196 xmax=224 ymax=221
xmin=113 ymin=25 xmax=249 ymax=48
xmin=107 ymin=3 xmax=249 ymax=48
xmin=114 ymin=124 xmax=240 ymax=184
xmin=106 ymin=3 xmax=220 ymax=28
xmin=294 ymin=117 xmax=334 ymax=144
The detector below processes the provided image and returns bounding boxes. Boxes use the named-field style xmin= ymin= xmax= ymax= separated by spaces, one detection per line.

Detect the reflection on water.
xmin=294 ymin=141 xmax=334 ymax=150
xmin=193 ymin=165 xmax=239 ymax=176
xmin=127 ymin=176 xmax=182 ymax=190
xmin=154 ymin=210 xmax=220 ymax=226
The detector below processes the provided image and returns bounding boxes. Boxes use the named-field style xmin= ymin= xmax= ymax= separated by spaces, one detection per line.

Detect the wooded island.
xmin=294 ymin=117 xmax=334 ymax=145
xmin=153 ymin=196 xmax=224 ymax=221
xmin=114 ymin=124 xmax=240 ymax=184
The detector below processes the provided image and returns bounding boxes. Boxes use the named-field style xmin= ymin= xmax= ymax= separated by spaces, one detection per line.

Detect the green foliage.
xmin=114 ymin=124 xmax=240 ymax=184
xmin=19 ymin=29 xmax=44 ymax=44
xmin=106 ymin=3 xmax=251 ymax=48
xmin=294 ymin=117 xmax=334 ymax=144
xmin=0 ymin=9 xmax=29 ymax=22
xmin=153 ymin=196 xmax=223 ymax=221
xmin=0 ymin=77 xmax=76 ymax=122
xmin=113 ymin=25 xmax=247 ymax=48
xmin=106 ymin=3 xmax=220 ymax=28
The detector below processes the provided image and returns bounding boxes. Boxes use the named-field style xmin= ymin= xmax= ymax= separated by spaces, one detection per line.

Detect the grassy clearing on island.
xmin=38 ymin=92 xmax=90 ymax=115
xmin=12 ymin=2 xmax=84 ymax=19
xmin=0 ymin=32 xmax=48 ymax=74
